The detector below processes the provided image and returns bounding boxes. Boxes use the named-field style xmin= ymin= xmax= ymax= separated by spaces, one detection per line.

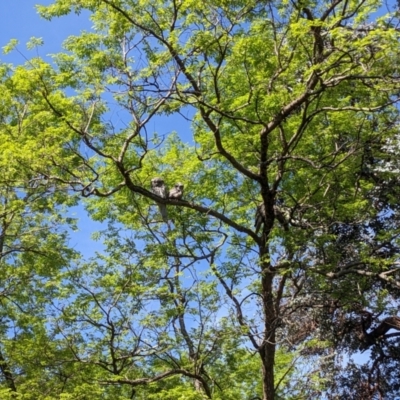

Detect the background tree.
xmin=1 ymin=0 xmax=400 ymax=399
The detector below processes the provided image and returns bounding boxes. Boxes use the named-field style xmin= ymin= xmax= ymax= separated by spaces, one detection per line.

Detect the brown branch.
xmin=210 ymin=262 xmax=260 ymax=351
xmin=199 ymin=109 xmax=261 ymax=182
xmin=101 ymin=368 xmax=212 ymax=396
xmin=368 ymin=316 xmax=400 ymax=340
xmin=359 ymin=316 xmax=400 ymax=349
xmin=114 ymin=175 xmax=261 ymax=243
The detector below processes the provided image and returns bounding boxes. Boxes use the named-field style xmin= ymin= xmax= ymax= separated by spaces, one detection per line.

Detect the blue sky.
xmin=0 ymin=1 xmax=92 ymax=64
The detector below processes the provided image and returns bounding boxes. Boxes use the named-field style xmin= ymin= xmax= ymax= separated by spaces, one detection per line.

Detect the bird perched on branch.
xmin=169 ymin=183 xmax=184 ymax=200
xmin=151 ymin=177 xmax=168 ymax=222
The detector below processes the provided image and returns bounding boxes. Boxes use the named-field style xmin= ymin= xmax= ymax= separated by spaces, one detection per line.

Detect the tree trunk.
xmin=260 ymin=269 xmax=276 ymax=400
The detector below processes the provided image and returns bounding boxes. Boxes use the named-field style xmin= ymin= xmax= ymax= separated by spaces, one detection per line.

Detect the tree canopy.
xmin=1 ymin=0 xmax=400 ymax=399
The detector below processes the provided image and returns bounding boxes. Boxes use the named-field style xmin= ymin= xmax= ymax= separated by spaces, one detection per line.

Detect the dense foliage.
xmin=1 ymin=0 xmax=400 ymax=399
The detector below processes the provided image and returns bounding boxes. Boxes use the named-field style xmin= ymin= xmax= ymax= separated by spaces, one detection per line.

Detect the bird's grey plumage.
xmin=169 ymin=183 xmax=184 ymax=200
xmin=151 ymin=177 xmax=168 ymax=222
xmin=255 ymin=203 xmax=265 ymax=234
